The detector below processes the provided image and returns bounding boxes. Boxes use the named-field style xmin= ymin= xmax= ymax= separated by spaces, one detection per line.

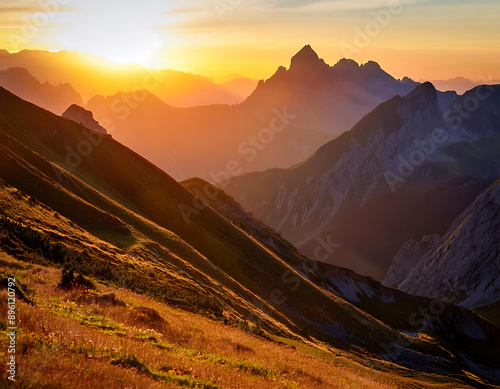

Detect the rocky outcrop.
xmin=62 ymin=104 xmax=107 ymax=134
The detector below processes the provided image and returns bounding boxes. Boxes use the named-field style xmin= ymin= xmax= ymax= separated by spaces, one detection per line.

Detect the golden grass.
xmin=0 ymin=252 xmax=480 ymax=388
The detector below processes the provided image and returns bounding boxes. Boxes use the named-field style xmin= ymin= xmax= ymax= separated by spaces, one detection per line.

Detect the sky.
xmin=0 ymin=0 xmax=499 ymax=82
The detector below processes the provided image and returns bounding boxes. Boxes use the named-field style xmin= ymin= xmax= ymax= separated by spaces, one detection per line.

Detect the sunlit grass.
xmin=0 ymin=251 xmax=478 ymax=388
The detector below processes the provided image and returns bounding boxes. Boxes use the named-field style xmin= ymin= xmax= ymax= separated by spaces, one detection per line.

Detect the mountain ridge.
xmin=0 ymin=66 xmax=83 ymax=115
xmin=224 ymin=82 xmax=500 ymax=280
xmin=86 ymin=45 xmax=432 ymax=181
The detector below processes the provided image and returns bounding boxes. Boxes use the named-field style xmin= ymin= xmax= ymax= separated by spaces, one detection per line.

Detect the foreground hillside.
xmin=1 ymin=87 xmax=500 ymax=387
xmin=0 ymin=250 xmax=488 ymax=389
xmin=0 ymin=85 xmax=406 ymax=355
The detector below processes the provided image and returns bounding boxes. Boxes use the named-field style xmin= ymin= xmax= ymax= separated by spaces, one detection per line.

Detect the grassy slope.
xmin=0 ymin=86 xmax=415 ymax=353
xmin=0 ymin=88 xmax=497 ymax=387
xmin=0 ymin=250 xmax=482 ymax=389
xmin=182 ymin=178 xmax=500 ymax=387
xmin=181 ymin=177 xmax=299 ymax=259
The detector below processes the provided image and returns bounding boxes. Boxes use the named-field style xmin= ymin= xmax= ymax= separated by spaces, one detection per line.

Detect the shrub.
xmin=58 ymin=267 xmax=95 ymax=290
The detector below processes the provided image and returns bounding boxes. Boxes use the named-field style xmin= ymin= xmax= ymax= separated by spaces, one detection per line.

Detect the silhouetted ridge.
xmin=404 ymin=81 xmax=438 ymax=105
xmin=289 ymin=44 xmax=328 ymax=71
xmin=361 ymin=60 xmax=382 ymax=71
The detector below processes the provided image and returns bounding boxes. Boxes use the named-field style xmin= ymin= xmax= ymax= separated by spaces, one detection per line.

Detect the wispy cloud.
xmin=0 ymin=2 xmax=75 ymax=14
xmin=0 ymin=2 xmax=74 ymax=29
xmin=253 ymin=0 xmax=428 ymax=13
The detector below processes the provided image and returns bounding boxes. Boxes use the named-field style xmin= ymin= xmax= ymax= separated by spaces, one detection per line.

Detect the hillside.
xmin=0 ymin=86 xmax=385 ymax=350
xmin=183 ymin=177 xmax=500 ymax=385
xmin=2 ymin=87 xmax=500 ymax=386
xmin=2 ymin=250 xmax=486 ymax=389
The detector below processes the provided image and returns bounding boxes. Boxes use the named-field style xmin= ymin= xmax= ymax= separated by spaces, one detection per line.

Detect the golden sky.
xmin=0 ymin=0 xmax=499 ymax=82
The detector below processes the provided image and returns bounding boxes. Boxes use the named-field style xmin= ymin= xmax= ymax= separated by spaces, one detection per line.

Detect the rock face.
xmin=62 ymin=104 xmax=107 ymax=134
xmin=383 ymin=180 xmax=500 ymax=309
xmin=225 ymin=84 xmax=500 ymax=280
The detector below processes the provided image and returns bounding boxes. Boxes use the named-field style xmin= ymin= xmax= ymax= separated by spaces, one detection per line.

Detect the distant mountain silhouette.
xmin=87 ymin=45 xmax=440 ymax=180
xmin=0 ymin=49 xmax=256 ymax=106
xmin=0 ymin=67 xmax=82 ymax=115
xmin=421 ymin=77 xmax=499 ymax=95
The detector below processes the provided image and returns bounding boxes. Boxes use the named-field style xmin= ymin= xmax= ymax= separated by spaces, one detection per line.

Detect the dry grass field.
xmin=0 ymin=251 xmax=480 ymax=389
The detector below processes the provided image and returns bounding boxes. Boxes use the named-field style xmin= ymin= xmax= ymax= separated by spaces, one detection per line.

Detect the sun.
xmin=97 ymin=34 xmax=163 ymax=68
xmin=56 ymin=1 xmax=167 ymax=68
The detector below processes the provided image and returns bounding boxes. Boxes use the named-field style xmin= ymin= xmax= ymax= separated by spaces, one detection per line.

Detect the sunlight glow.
xmin=55 ymin=1 xmax=168 ymax=68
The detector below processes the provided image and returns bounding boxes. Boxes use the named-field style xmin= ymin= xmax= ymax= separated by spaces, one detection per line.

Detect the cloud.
xmin=0 ymin=2 xmax=74 ymax=29
xmin=0 ymin=2 xmax=75 ymax=14
xmin=164 ymin=6 xmax=204 ymax=15
xmin=253 ymin=0 xmax=428 ymax=13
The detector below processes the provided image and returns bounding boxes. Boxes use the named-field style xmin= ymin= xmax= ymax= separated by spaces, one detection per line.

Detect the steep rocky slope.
xmin=225 ymin=83 xmax=500 ymax=280
xmin=384 ymin=180 xmax=500 ymax=310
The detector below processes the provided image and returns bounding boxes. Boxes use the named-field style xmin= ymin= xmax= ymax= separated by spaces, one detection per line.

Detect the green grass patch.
xmin=205 ymin=353 xmax=277 ymax=378
xmin=43 ymin=298 xmax=126 ymax=335
xmin=146 ymin=338 xmax=278 ymax=379
xmin=111 ymin=353 xmax=220 ymax=388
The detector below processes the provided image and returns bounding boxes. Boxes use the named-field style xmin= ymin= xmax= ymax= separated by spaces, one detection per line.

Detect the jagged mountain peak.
xmin=334 ymin=58 xmax=360 ymax=69
xmin=361 ymin=60 xmax=382 ymax=71
xmin=403 ymin=81 xmax=438 ymax=104
xmin=289 ymin=44 xmax=329 ymax=71
xmin=333 ymin=59 xmax=384 ymax=75
xmin=291 ymin=44 xmax=319 ymax=62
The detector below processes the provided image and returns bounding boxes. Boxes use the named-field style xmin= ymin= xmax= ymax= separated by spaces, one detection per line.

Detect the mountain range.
xmin=86 ymin=45 xmax=451 ymax=181
xmin=2 ymin=82 xmax=500 ymax=386
xmin=0 ymin=67 xmax=83 ymax=115
xmin=424 ymin=77 xmax=500 ymax=95
xmin=2 ymin=43 xmax=500 ymax=387
xmin=224 ymin=82 xmax=500 ymax=282
xmin=0 ymin=49 xmax=256 ymax=107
